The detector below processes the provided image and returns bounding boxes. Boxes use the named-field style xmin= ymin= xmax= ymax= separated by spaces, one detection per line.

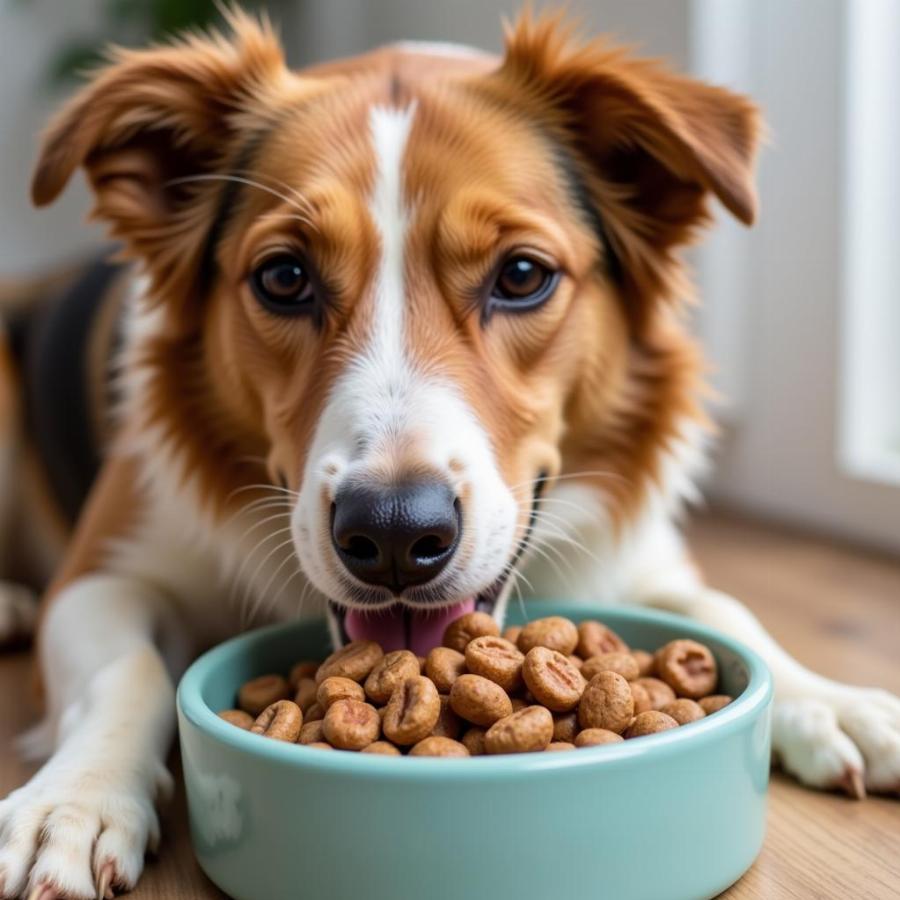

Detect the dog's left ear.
xmin=495 ymin=14 xmax=761 ymax=314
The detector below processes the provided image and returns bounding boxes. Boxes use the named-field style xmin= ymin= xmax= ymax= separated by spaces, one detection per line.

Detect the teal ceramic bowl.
xmin=177 ymin=603 xmax=772 ymax=900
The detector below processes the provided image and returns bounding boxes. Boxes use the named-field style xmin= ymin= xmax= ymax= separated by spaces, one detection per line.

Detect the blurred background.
xmin=1 ymin=0 xmax=898 ymax=556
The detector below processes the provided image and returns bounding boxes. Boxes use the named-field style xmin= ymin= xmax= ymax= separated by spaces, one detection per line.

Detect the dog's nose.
xmin=331 ymin=480 xmax=460 ymax=592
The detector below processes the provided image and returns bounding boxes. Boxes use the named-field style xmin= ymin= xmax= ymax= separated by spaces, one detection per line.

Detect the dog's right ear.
xmin=31 ymin=10 xmax=287 ymax=240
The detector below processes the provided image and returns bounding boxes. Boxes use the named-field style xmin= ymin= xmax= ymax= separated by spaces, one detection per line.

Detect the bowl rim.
xmin=177 ymin=603 xmax=772 ymax=781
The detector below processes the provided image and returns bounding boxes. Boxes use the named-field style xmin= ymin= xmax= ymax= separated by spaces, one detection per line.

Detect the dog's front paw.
xmin=772 ymin=686 xmax=900 ymax=799
xmin=0 ymin=762 xmax=172 ymax=899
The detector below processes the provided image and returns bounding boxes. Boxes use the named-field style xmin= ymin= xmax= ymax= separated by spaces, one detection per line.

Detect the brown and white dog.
xmin=0 ymin=10 xmax=897 ymax=898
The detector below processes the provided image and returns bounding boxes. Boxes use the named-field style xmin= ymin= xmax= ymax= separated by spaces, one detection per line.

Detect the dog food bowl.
xmin=177 ymin=602 xmax=772 ymax=900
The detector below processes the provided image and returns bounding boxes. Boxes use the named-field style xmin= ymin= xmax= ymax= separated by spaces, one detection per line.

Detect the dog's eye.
xmin=490 ymin=256 xmax=559 ymax=311
xmin=250 ymin=255 xmax=314 ymax=314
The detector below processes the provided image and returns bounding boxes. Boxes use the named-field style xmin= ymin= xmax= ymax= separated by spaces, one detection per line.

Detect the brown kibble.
xmin=630 ymin=681 xmax=652 ymax=714
xmin=218 ymin=709 xmax=254 ymax=730
xmin=364 ymin=650 xmax=420 ymax=704
xmin=661 ymin=698 xmax=706 ymax=725
xmin=305 ymin=702 xmax=325 ymax=722
xmin=485 ymin=706 xmax=554 ymax=754
xmin=568 ymin=655 xmax=584 ymax=670
xmin=443 ymin=611 xmax=499 ymax=652
xmin=576 ymin=621 xmax=629 ymax=658
xmin=417 ymin=655 xmax=427 ymax=673
xmin=298 ymin=720 xmax=326 ymax=744
xmin=409 ymin=736 xmax=470 ymax=757
xmin=578 ymin=671 xmax=634 ymax=734
xmin=305 ymin=741 xmax=334 ymax=750
xmin=322 ymin=699 xmax=380 ymax=750
xmin=425 ymin=647 xmax=467 ymax=693
xmin=581 ymin=652 xmax=640 ymax=682
xmin=699 ymin=694 xmax=733 ymax=715
xmin=552 ymin=712 xmax=578 ymax=743
xmin=238 ymin=674 xmax=291 ymax=716
xmin=465 ymin=636 xmax=525 ymax=692
xmin=632 ymin=677 xmax=677 ymax=710
xmin=293 ymin=677 xmax=318 ymax=713
xmin=624 ymin=710 xmax=679 ymax=738
xmin=449 ymin=674 xmax=513 ymax=726
xmin=502 ymin=625 xmax=522 ymax=644
xmin=288 ymin=661 xmax=319 ymax=688
xmin=383 ymin=676 xmax=441 ymax=745
xmin=517 ymin=616 xmax=579 ymax=655
xmin=631 ymin=650 xmax=655 ymax=677
xmin=317 ymin=676 xmax=366 ymax=710
xmin=574 ymin=728 xmax=624 ymax=748
xmin=461 ymin=727 xmax=487 ymax=756
xmin=431 ymin=695 xmax=463 ymax=740
xmin=250 ymin=700 xmax=303 ymax=742
xmin=547 ymin=741 xmax=576 ymax=751
xmin=522 ymin=647 xmax=586 ymax=712
xmin=361 ymin=741 xmax=402 ymax=756
xmin=510 ymin=696 xmax=528 ymax=712
xmin=655 ymin=640 xmax=718 ymax=699
xmin=316 ymin=640 xmax=383 ymax=684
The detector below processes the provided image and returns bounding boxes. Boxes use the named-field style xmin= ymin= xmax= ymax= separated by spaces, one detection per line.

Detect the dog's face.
xmin=33 ymin=12 xmax=759 ymax=652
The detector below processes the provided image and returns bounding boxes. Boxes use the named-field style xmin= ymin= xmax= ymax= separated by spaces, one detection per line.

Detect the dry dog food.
xmin=218 ymin=612 xmax=735 ymax=756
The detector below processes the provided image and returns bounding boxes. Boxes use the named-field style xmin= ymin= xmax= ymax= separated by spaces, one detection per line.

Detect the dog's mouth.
xmin=327 ymin=473 xmax=547 ymax=655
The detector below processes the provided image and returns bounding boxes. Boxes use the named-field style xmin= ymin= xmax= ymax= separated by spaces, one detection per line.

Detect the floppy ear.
xmin=496 ymin=14 xmax=761 ymax=320
xmin=31 ymin=10 xmax=287 ymax=299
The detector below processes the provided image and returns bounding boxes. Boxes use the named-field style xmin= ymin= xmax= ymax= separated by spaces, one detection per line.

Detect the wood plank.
xmin=0 ymin=511 xmax=897 ymax=898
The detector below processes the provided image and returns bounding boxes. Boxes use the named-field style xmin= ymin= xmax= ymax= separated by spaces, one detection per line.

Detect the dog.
xmin=0 ymin=9 xmax=897 ymax=898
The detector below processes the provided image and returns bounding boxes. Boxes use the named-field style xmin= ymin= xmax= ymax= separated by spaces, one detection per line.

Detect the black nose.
xmin=331 ymin=480 xmax=460 ymax=592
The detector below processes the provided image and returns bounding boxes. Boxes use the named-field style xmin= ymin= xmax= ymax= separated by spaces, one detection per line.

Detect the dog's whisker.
xmin=240 ymin=535 xmax=298 ymax=625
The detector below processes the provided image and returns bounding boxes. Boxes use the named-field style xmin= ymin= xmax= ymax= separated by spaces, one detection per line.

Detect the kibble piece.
xmin=465 ymin=636 xmax=525 ymax=692
xmin=485 ymin=706 xmax=554 ymax=754
xmin=288 ymin=661 xmax=319 ymax=688
xmin=218 ymin=709 xmax=254 ymax=730
xmin=581 ymin=652 xmax=640 ymax=682
xmin=630 ymin=681 xmax=653 ymax=714
xmin=624 ymin=710 xmax=679 ymax=738
xmin=568 ymin=655 xmax=584 ymax=670
xmin=238 ymin=674 xmax=291 ymax=716
xmin=417 ymin=655 xmax=427 ymax=674
xmin=547 ymin=742 xmax=576 ymax=751
xmin=322 ymin=699 xmax=381 ymax=750
xmin=631 ymin=650 xmax=655 ymax=677
xmin=661 ymin=698 xmax=706 ymax=725
xmin=655 ymin=640 xmax=718 ymax=699
xmin=699 ymin=694 xmax=733 ymax=715
xmin=361 ymin=741 xmax=402 ymax=756
xmin=306 ymin=741 xmax=334 ymax=750
xmin=574 ymin=728 xmax=625 ymax=747
xmin=364 ymin=650 xmax=421 ymax=704
xmin=576 ymin=621 xmax=629 ymax=658
xmin=522 ymin=647 xmax=586 ymax=713
xmin=502 ymin=625 xmax=522 ymax=644
xmin=578 ymin=671 xmax=635 ymax=734
xmin=298 ymin=720 xmax=326 ymax=744
xmin=383 ymin=676 xmax=441 ymax=745
xmin=305 ymin=702 xmax=325 ymax=722
xmin=632 ymin=677 xmax=677 ymax=710
xmin=409 ymin=736 xmax=470 ymax=757
xmin=316 ymin=640 xmax=383 ymax=684
xmin=294 ymin=677 xmax=318 ymax=713
xmin=317 ymin=676 xmax=366 ymax=710
xmin=449 ymin=674 xmax=513 ymax=726
xmin=552 ymin=712 xmax=578 ymax=743
xmin=250 ymin=700 xmax=303 ymax=743
xmin=425 ymin=647 xmax=467 ymax=693
xmin=443 ymin=611 xmax=499 ymax=652
xmin=517 ymin=616 xmax=579 ymax=655
xmin=431 ymin=695 xmax=462 ymax=740
xmin=461 ymin=727 xmax=487 ymax=756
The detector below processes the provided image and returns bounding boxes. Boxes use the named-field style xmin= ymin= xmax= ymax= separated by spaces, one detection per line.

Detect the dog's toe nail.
xmin=836 ymin=767 xmax=867 ymax=800
xmin=96 ymin=864 xmax=112 ymax=900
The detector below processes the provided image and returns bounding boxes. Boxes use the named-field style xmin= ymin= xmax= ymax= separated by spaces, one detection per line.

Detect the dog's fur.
xmin=0 ymin=11 xmax=897 ymax=898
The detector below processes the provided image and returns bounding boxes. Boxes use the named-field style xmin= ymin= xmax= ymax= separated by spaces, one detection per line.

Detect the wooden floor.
xmin=1 ymin=511 xmax=898 ymax=899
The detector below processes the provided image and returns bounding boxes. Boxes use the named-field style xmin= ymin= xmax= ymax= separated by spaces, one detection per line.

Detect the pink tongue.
xmin=344 ymin=599 xmax=476 ymax=657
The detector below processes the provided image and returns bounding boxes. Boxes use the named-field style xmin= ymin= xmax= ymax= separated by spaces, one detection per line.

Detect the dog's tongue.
xmin=344 ymin=599 xmax=476 ymax=657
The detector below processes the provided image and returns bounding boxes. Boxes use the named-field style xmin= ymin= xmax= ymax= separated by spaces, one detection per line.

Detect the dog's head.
xmin=33 ymin=11 xmax=759 ymax=652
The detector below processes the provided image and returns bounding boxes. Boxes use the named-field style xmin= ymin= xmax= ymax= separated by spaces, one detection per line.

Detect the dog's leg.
xmin=0 ymin=573 xmax=187 ymax=899
xmin=632 ymin=578 xmax=900 ymax=798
